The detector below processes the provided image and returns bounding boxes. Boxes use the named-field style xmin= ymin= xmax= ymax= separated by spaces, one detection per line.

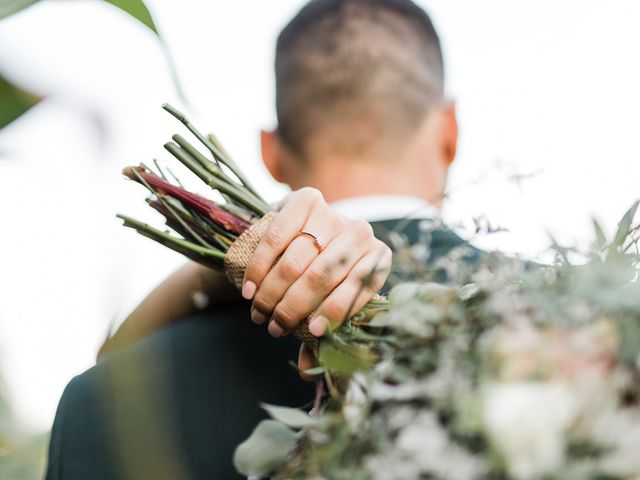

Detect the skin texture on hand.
xmin=241 ymin=187 xmax=392 ymax=339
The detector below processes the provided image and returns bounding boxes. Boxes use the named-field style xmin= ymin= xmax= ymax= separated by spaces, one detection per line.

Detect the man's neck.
xmin=284 ymin=107 xmax=451 ymax=207
xmin=298 ymin=160 xmax=445 ymax=209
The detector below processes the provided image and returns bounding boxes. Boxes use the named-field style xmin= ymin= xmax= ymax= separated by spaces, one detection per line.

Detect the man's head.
xmin=261 ymin=0 xmax=458 ymax=206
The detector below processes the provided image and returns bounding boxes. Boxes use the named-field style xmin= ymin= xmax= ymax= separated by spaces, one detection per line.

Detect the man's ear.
xmin=441 ymin=102 xmax=458 ymax=166
xmin=260 ymin=129 xmax=286 ymax=183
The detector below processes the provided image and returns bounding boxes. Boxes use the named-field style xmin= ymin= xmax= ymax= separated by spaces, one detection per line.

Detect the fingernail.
xmin=242 ymin=281 xmax=256 ymax=300
xmin=309 ymin=316 xmax=328 ymax=337
xmin=268 ymin=320 xmax=285 ymax=338
xmin=251 ymin=309 xmax=267 ymax=325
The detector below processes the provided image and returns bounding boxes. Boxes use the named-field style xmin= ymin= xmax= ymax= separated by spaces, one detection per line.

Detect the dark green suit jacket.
xmin=45 ymin=219 xmax=480 ymax=480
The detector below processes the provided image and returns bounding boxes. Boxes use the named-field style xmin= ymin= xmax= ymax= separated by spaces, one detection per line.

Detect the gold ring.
xmin=298 ymin=230 xmax=326 ymax=253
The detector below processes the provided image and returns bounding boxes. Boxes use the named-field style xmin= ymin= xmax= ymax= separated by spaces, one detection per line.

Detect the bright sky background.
xmin=0 ymin=0 xmax=639 ymax=432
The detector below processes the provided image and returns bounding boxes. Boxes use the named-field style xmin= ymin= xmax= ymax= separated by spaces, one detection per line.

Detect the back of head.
xmin=275 ymin=0 xmax=444 ymax=162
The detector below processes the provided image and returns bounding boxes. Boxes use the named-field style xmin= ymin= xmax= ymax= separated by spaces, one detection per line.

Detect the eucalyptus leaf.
xmin=0 ymin=0 xmax=39 ymax=20
xmin=233 ymin=420 xmax=297 ymax=478
xmin=0 ymin=75 xmax=40 ymax=129
xmin=261 ymin=403 xmax=320 ymax=428
xmin=458 ymin=282 xmax=481 ymax=301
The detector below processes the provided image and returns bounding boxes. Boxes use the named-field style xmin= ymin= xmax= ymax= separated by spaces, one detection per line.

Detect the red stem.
xmin=124 ymin=166 xmax=250 ymax=236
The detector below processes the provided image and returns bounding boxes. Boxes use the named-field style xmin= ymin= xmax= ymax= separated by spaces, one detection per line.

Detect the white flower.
xmin=483 ymin=382 xmax=575 ymax=480
xmin=342 ymin=375 xmax=367 ymax=433
xmin=365 ymin=411 xmax=487 ymax=480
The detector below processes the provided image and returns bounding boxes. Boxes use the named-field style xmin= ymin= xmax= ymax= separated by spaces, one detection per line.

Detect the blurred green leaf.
xmin=0 ymin=0 xmax=40 ymax=20
xmin=613 ymin=200 xmax=639 ymax=249
xmin=0 ymin=0 xmax=188 ymax=131
xmin=261 ymin=403 xmax=320 ymax=429
xmin=233 ymin=420 xmax=297 ymax=478
xmin=103 ymin=0 xmax=157 ymax=34
xmin=592 ymin=218 xmax=608 ymax=250
xmin=0 ymin=75 xmax=40 ymax=129
xmin=319 ymin=339 xmax=375 ymax=375
xmin=616 ymin=314 xmax=640 ymax=370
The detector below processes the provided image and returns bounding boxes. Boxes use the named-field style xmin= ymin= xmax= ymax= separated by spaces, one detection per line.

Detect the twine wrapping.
xmin=225 ymin=212 xmax=319 ymax=354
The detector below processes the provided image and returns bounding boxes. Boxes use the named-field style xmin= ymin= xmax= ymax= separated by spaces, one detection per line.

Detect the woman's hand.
xmin=242 ymin=187 xmax=392 ymax=338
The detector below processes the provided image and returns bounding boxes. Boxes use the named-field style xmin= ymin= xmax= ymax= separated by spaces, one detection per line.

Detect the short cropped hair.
xmin=275 ymin=0 xmax=444 ymax=160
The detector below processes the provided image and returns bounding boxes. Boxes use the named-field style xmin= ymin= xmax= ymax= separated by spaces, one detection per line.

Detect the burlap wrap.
xmin=224 ymin=212 xmax=319 ymax=354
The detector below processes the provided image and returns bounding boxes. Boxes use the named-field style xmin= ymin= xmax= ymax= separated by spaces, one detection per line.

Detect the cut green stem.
xmin=164 ymin=142 xmax=271 ymax=216
xmin=162 ymin=103 xmax=265 ymax=202
xmin=117 ymin=214 xmax=225 ymax=268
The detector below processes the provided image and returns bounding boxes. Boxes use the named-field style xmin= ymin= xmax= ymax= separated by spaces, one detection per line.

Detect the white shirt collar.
xmin=330 ymin=195 xmax=440 ymax=222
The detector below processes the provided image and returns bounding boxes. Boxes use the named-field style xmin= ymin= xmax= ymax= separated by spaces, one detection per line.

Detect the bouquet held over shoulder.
xmin=120 ymin=105 xmax=640 ymax=480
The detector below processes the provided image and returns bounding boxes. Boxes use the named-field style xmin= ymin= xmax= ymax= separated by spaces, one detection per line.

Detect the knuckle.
xmin=246 ymin=255 xmax=270 ymax=280
xmin=299 ymin=187 xmax=323 ymax=203
xmin=371 ymin=259 xmax=391 ymax=290
xmin=263 ymin=227 xmax=283 ymax=250
xmin=322 ymin=298 xmax=345 ymax=321
xmin=329 ymin=213 xmax=347 ymax=233
xmin=352 ymin=218 xmax=373 ymax=239
xmin=273 ymin=304 xmax=298 ymax=329
xmin=305 ymin=262 xmax=334 ymax=291
xmin=356 ymin=266 xmax=381 ymax=291
xmin=252 ymin=295 xmax=273 ymax=315
xmin=381 ymin=244 xmax=393 ymax=266
xmin=279 ymin=256 xmax=306 ymax=282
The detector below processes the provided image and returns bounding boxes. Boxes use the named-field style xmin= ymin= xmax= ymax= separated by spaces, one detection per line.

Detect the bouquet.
xmin=233 ymin=205 xmax=640 ymax=480
xmin=119 ymin=104 xmax=388 ymax=356
xmin=121 ymin=105 xmax=640 ymax=479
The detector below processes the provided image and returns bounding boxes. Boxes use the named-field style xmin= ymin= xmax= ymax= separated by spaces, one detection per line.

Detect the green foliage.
xmin=592 ymin=218 xmax=608 ymax=251
xmin=104 ymin=0 xmax=158 ymax=34
xmin=613 ymin=200 xmax=639 ymax=249
xmin=0 ymin=0 xmax=187 ymax=131
xmin=260 ymin=404 xmax=321 ymax=429
xmin=0 ymin=0 xmax=158 ymax=32
xmin=319 ymin=338 xmax=376 ymax=375
xmin=237 ymin=202 xmax=640 ymax=480
xmin=0 ymin=0 xmax=40 ymax=20
xmin=233 ymin=420 xmax=298 ymax=478
xmin=0 ymin=75 xmax=40 ymax=129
